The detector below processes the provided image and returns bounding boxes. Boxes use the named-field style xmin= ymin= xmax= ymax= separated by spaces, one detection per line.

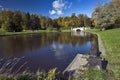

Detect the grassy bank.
xmin=87 ymin=28 xmax=120 ymax=79
xmin=0 ymin=29 xmax=71 ymax=36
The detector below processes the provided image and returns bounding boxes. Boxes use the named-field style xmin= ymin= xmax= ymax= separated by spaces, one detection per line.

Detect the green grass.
xmin=75 ymin=70 xmax=106 ymax=80
xmin=87 ymin=28 xmax=120 ymax=80
xmin=0 ymin=29 xmax=71 ymax=36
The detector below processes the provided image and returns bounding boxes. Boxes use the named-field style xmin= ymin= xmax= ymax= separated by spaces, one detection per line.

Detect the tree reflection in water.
xmin=0 ymin=32 xmax=98 ymax=72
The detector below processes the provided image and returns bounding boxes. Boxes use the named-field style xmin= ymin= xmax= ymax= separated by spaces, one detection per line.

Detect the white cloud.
xmin=53 ymin=0 xmax=65 ymax=10
xmin=49 ymin=0 xmax=72 ymax=15
xmin=49 ymin=10 xmax=56 ymax=15
xmin=57 ymin=10 xmax=63 ymax=15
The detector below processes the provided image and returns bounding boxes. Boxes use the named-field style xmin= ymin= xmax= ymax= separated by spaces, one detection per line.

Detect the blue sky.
xmin=0 ymin=0 xmax=112 ymax=18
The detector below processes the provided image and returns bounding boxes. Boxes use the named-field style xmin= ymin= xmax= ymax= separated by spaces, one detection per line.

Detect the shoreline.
xmin=0 ymin=30 xmax=71 ymax=36
xmin=85 ymin=30 xmax=106 ymax=56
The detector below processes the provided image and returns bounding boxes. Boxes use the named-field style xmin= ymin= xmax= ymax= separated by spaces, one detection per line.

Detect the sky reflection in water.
xmin=0 ymin=32 xmax=98 ymax=72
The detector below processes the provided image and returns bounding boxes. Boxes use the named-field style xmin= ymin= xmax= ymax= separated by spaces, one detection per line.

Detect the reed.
xmin=0 ymin=57 xmax=58 ymax=80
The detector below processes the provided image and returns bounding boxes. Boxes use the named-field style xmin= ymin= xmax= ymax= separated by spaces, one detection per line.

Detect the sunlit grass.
xmin=87 ymin=28 xmax=120 ymax=80
xmin=75 ymin=70 xmax=106 ymax=80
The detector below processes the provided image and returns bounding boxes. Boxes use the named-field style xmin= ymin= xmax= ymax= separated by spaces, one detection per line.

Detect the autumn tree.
xmin=113 ymin=0 xmax=120 ymax=5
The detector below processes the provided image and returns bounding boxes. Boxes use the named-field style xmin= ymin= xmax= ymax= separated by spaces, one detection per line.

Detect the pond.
xmin=0 ymin=31 xmax=98 ymax=73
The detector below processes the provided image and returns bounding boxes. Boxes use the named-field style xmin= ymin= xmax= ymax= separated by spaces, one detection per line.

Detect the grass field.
xmin=87 ymin=28 xmax=120 ymax=79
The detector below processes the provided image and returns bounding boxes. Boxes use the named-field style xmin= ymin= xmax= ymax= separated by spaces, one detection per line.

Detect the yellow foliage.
xmin=113 ymin=0 xmax=120 ymax=5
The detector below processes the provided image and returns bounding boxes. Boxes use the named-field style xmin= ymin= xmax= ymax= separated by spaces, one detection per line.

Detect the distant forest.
xmin=0 ymin=0 xmax=120 ymax=32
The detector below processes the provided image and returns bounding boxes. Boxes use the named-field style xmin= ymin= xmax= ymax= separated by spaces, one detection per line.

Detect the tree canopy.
xmin=92 ymin=0 xmax=120 ymax=30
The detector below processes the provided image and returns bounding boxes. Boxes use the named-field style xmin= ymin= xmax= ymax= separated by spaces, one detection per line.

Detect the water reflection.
xmin=71 ymin=31 xmax=87 ymax=37
xmin=0 ymin=32 xmax=98 ymax=72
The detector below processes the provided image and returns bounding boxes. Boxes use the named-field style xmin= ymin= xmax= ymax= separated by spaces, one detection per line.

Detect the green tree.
xmin=13 ymin=11 xmax=23 ymax=32
xmin=0 ymin=10 xmax=14 ymax=32
xmin=92 ymin=1 xmax=120 ymax=30
xmin=45 ymin=17 xmax=53 ymax=30
xmin=78 ymin=14 xmax=85 ymax=27
xmin=0 ymin=10 xmax=23 ymax=32
xmin=22 ymin=12 xmax=31 ymax=30
xmin=30 ymin=14 xmax=40 ymax=30
xmin=2 ymin=20 xmax=14 ymax=32
xmin=84 ymin=15 xmax=92 ymax=27
xmin=39 ymin=15 xmax=47 ymax=30
xmin=70 ymin=13 xmax=79 ymax=27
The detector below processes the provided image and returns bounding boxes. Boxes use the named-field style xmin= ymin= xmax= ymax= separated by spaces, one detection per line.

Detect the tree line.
xmin=0 ymin=10 xmax=92 ymax=32
xmin=56 ymin=13 xmax=92 ymax=29
xmin=0 ymin=10 xmax=40 ymax=32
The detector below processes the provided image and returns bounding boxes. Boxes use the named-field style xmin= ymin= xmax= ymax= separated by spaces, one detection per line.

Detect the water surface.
xmin=0 ymin=32 xmax=98 ymax=73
